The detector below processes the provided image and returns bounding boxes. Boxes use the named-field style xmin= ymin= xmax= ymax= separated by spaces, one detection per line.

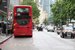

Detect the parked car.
xmin=45 ymin=26 xmax=48 ymax=30
xmin=60 ymin=26 xmax=74 ymax=38
xmin=37 ymin=25 xmax=43 ymax=31
xmin=46 ymin=26 xmax=55 ymax=32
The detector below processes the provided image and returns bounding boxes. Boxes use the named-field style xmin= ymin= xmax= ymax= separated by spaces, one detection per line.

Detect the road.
xmin=1 ymin=29 xmax=75 ymax=50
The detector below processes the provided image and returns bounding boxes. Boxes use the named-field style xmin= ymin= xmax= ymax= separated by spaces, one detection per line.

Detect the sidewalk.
xmin=0 ymin=34 xmax=12 ymax=44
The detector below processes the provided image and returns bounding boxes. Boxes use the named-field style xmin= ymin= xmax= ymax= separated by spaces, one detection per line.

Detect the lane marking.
xmin=5 ymin=43 xmax=32 ymax=47
xmin=32 ymin=34 xmax=34 ymax=46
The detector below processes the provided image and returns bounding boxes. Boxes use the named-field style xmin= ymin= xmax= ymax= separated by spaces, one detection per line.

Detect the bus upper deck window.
xmin=17 ymin=8 xmax=29 ymax=12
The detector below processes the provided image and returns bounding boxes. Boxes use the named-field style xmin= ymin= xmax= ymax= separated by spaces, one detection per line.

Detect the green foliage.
xmin=43 ymin=18 xmax=50 ymax=25
xmin=50 ymin=0 xmax=75 ymax=25
xmin=21 ymin=0 xmax=40 ymax=19
xmin=35 ymin=18 xmax=40 ymax=25
xmin=10 ymin=4 xmax=13 ymax=11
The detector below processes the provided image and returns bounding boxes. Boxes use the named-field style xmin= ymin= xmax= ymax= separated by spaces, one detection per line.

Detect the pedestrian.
xmin=1 ymin=22 xmax=4 ymax=35
xmin=7 ymin=23 xmax=10 ymax=35
xmin=3 ymin=24 xmax=6 ymax=34
xmin=9 ymin=23 xmax=12 ymax=35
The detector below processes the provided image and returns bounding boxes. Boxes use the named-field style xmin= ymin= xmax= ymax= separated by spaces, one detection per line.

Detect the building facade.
xmin=19 ymin=0 xmax=23 ymax=5
xmin=10 ymin=0 xmax=19 ymax=6
xmin=36 ymin=2 xmax=47 ymax=24
xmin=37 ymin=0 xmax=56 ymax=17
xmin=0 ymin=0 xmax=10 ymax=21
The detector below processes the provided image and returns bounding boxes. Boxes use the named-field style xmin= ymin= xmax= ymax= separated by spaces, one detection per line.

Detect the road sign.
xmin=49 ymin=19 xmax=53 ymax=22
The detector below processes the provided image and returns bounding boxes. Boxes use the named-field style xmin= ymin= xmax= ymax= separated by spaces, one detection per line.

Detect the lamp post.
xmin=6 ymin=0 xmax=9 ymax=36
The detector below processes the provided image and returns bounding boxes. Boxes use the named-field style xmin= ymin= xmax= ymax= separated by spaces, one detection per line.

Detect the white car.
xmin=46 ymin=26 xmax=55 ymax=32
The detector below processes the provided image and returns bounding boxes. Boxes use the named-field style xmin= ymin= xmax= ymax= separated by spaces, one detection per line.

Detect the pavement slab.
xmin=0 ymin=34 xmax=12 ymax=45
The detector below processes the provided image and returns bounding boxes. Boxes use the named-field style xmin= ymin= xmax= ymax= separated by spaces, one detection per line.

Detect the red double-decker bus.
xmin=13 ymin=5 xmax=33 ymax=37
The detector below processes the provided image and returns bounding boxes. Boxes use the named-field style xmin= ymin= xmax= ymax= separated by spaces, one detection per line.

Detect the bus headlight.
xmin=14 ymin=29 xmax=16 ymax=31
xmin=17 ymin=13 xmax=20 ymax=16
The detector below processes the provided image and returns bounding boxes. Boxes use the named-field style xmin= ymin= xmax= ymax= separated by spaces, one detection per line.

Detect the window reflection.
xmin=16 ymin=20 xmax=30 ymax=25
xmin=17 ymin=8 xmax=29 ymax=12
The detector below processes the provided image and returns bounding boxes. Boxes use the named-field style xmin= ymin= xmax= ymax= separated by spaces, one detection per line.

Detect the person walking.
xmin=7 ymin=23 xmax=10 ymax=35
xmin=3 ymin=24 xmax=6 ymax=34
xmin=9 ymin=23 xmax=12 ymax=35
xmin=1 ymin=22 xmax=4 ymax=35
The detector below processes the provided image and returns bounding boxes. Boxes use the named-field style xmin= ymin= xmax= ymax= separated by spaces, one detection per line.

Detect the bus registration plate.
xmin=21 ymin=34 xmax=25 ymax=35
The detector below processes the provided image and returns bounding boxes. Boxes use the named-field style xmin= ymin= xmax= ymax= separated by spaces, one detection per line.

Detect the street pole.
xmin=6 ymin=0 xmax=9 ymax=36
xmin=67 ymin=14 xmax=69 ymax=26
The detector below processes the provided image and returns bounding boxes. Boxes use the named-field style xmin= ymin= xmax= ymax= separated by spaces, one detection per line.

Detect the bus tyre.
xmin=62 ymin=34 xmax=64 ymax=38
xmin=61 ymin=34 xmax=64 ymax=38
xmin=52 ymin=31 xmax=54 ymax=32
xmin=14 ymin=36 xmax=17 ymax=38
xmin=47 ymin=30 xmax=49 ymax=32
xmin=71 ymin=34 xmax=74 ymax=38
xmin=57 ymin=32 xmax=59 ymax=35
xmin=30 ymin=36 xmax=32 ymax=37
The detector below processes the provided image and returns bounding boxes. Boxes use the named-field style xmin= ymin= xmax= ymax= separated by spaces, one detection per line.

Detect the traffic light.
xmin=0 ymin=0 xmax=2 ymax=4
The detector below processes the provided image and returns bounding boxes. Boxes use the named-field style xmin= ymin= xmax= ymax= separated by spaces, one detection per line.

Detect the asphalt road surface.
xmin=1 ymin=29 xmax=75 ymax=50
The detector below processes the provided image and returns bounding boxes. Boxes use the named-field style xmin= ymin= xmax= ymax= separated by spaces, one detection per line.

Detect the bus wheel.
xmin=71 ymin=34 xmax=74 ymax=38
xmin=29 ymin=36 xmax=32 ymax=37
xmin=14 ymin=36 xmax=17 ymax=38
xmin=62 ymin=34 xmax=64 ymax=38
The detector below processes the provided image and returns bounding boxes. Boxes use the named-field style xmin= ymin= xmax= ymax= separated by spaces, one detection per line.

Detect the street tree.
xmin=50 ymin=0 xmax=75 ymax=25
xmin=43 ymin=18 xmax=50 ymax=25
xmin=35 ymin=18 xmax=40 ymax=25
